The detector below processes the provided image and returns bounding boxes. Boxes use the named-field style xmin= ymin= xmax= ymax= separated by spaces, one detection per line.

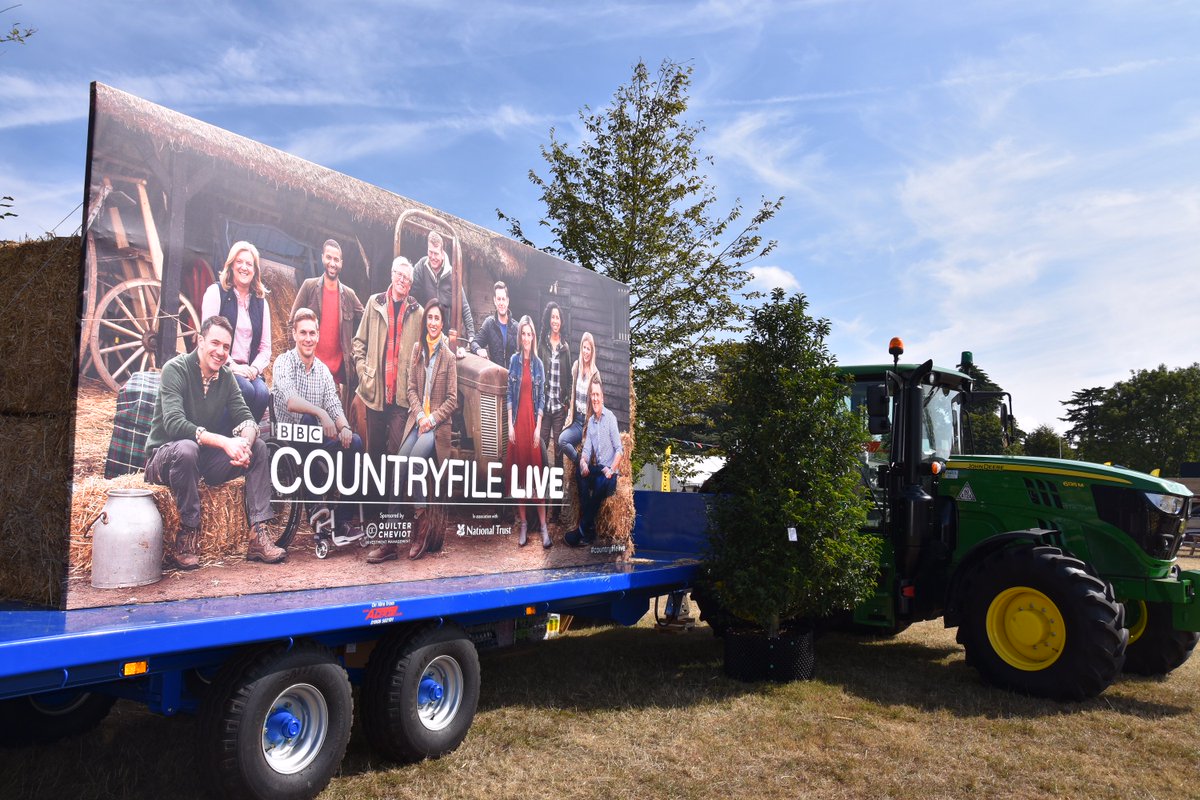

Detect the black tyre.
xmin=199 ymin=642 xmax=352 ymax=800
xmin=362 ymin=624 xmax=481 ymax=763
xmin=265 ymin=441 xmax=302 ymax=548
xmin=1122 ymin=599 xmax=1199 ymax=676
xmin=0 ymin=690 xmax=115 ymax=747
xmin=956 ymin=545 xmax=1127 ymax=701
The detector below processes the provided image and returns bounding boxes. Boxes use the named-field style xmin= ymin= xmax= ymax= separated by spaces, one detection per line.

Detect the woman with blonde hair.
xmin=557 ymin=331 xmax=600 ymax=466
xmin=505 ymin=314 xmax=549 ymax=548
xmin=201 ymin=241 xmax=272 ymax=426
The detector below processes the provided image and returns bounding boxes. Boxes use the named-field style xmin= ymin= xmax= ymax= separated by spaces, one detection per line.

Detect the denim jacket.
xmin=507 ymin=351 xmax=545 ymax=418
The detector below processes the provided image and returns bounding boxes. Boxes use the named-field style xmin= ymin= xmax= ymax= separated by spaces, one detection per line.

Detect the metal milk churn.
xmin=89 ymin=488 xmax=164 ymax=589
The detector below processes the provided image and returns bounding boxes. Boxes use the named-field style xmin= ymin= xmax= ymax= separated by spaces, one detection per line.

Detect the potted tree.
xmin=702 ymin=289 xmax=882 ymax=682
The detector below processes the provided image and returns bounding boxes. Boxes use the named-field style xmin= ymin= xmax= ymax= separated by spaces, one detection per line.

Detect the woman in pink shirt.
xmin=201 ymin=241 xmax=272 ymax=426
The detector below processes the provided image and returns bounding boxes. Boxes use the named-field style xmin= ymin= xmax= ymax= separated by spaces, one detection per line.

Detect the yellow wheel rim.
xmin=986 ymin=586 xmax=1065 ymax=671
xmin=1127 ymin=599 xmax=1148 ymax=645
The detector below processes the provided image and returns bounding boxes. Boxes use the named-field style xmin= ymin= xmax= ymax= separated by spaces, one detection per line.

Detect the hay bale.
xmin=561 ymin=431 xmax=636 ymax=555
xmin=69 ymin=473 xmax=254 ymax=573
xmin=0 ymin=411 xmax=73 ymax=607
xmin=0 ymin=237 xmax=82 ymax=415
xmin=261 ymin=260 xmax=297 ymax=384
xmin=595 ymin=476 xmax=635 ymax=553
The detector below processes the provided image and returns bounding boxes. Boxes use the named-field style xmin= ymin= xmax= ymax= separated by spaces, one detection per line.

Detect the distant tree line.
xmin=1061 ymin=364 xmax=1200 ymax=476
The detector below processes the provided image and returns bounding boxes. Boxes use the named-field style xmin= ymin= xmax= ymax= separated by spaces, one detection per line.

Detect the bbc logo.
xmin=276 ymin=423 xmax=324 ymax=443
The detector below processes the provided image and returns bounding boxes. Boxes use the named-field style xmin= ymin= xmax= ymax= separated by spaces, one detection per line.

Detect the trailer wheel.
xmin=0 ymin=690 xmax=116 ymax=747
xmin=362 ymin=624 xmax=480 ymax=762
xmin=200 ymin=643 xmax=352 ymax=800
xmin=956 ymin=545 xmax=1127 ymax=701
xmin=1122 ymin=600 xmax=1199 ymax=676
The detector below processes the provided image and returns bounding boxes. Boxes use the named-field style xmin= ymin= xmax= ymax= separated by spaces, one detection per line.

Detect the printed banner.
xmin=66 ymin=83 xmax=633 ymax=609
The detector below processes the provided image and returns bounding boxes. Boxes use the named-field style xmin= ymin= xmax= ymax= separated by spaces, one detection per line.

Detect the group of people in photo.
xmin=142 ymin=231 xmax=623 ymax=572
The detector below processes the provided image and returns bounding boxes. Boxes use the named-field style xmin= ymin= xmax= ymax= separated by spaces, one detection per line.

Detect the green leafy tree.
xmin=1024 ymin=424 xmax=1070 ymax=459
xmin=704 ymin=290 xmax=881 ymax=637
xmin=499 ymin=59 xmax=782 ymax=472
xmin=1060 ymin=386 xmax=1109 ymax=462
xmin=1063 ymin=364 xmax=1200 ymax=474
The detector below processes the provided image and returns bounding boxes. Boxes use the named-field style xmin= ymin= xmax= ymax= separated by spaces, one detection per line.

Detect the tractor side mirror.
xmin=866 ymin=383 xmax=891 ymax=435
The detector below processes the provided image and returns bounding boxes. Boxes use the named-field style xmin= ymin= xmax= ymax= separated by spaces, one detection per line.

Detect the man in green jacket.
xmin=144 ymin=316 xmax=283 ymax=569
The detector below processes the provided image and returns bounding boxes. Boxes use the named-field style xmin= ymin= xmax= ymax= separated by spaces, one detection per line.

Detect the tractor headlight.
xmin=1144 ymin=493 xmax=1186 ymax=516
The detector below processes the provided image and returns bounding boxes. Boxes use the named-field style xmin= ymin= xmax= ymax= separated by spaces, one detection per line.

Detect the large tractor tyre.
xmin=361 ymin=623 xmax=481 ymax=763
xmin=0 ymin=690 xmax=116 ymax=747
xmin=199 ymin=642 xmax=353 ymax=800
xmin=956 ymin=545 xmax=1127 ymax=701
xmin=1122 ymin=600 xmax=1199 ymax=676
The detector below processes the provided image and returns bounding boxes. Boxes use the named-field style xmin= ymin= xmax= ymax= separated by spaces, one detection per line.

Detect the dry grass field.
xmin=3 ymin=559 xmax=1199 ymax=800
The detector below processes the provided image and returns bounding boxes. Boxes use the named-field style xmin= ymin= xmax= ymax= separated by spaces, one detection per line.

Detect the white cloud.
xmin=890 ymin=132 xmax=1200 ymax=433
xmin=747 ymin=265 xmax=800 ymax=292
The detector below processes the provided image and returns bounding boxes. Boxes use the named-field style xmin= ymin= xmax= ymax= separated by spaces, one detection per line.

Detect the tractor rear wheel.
xmin=1122 ymin=600 xmax=1199 ymax=676
xmin=956 ymin=545 xmax=1127 ymax=701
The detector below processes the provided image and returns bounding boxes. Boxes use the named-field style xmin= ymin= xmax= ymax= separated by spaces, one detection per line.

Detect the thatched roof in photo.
xmin=92 ymin=83 xmax=528 ymax=276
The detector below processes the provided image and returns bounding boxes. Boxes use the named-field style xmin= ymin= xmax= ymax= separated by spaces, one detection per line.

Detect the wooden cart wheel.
xmin=90 ymin=277 xmax=200 ymax=391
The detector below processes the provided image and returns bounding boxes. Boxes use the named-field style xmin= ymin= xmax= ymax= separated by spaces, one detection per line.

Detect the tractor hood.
xmin=944 ymin=455 xmax=1193 ymax=498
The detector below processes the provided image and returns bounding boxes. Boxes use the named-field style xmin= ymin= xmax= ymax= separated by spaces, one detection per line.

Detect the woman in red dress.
xmin=505 ymin=315 xmax=549 ymax=548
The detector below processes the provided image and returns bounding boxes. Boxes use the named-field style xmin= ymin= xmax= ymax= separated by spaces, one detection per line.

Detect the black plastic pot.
xmin=723 ymin=626 xmax=815 ymax=683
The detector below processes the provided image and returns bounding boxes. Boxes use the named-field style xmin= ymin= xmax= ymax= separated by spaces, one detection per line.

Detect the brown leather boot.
xmin=246 ymin=523 xmax=287 ymax=564
xmin=365 ymin=542 xmax=399 ymax=563
xmin=408 ymin=512 xmax=431 ymax=560
xmin=167 ymin=526 xmax=201 ymax=570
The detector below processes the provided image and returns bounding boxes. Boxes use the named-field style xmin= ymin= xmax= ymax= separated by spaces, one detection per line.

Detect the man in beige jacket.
xmin=351 ymin=257 xmax=423 ymax=464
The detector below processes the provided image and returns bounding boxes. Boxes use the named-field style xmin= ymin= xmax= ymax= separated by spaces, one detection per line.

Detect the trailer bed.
xmin=0 ymin=491 xmax=708 ymax=701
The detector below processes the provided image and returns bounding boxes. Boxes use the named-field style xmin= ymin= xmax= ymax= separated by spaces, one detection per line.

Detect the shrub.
xmin=704 ymin=289 xmax=881 ymax=637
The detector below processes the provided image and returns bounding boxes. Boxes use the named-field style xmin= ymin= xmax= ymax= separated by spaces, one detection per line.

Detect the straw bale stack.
xmin=69 ymin=473 xmax=254 ymax=574
xmin=0 ymin=237 xmax=82 ymax=415
xmin=0 ymin=410 xmax=73 ymax=607
xmin=0 ymin=236 xmax=86 ymax=605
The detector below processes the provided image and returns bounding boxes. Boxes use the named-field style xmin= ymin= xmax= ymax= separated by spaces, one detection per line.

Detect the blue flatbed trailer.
xmin=0 ymin=490 xmax=707 ymax=800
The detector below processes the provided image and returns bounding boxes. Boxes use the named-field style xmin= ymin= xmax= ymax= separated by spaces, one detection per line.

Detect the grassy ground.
xmin=3 ymin=562 xmax=1200 ymax=800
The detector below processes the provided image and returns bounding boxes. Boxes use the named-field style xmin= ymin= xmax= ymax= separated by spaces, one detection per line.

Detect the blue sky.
xmin=2 ymin=0 xmax=1198 ymax=440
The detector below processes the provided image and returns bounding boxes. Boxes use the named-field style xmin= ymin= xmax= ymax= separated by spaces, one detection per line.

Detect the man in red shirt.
xmin=290 ymin=239 xmax=364 ymax=411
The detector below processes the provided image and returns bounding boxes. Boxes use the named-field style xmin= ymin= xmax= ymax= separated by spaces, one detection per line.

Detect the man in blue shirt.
xmin=273 ymin=307 xmax=365 ymax=538
xmin=567 ymin=375 xmax=622 ymax=546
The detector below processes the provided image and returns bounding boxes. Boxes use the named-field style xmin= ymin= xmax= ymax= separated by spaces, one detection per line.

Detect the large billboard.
xmin=65 ymin=83 xmax=633 ymax=610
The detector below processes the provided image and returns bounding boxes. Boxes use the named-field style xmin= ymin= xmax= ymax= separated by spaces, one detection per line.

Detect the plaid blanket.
xmin=104 ymin=371 xmax=161 ymax=478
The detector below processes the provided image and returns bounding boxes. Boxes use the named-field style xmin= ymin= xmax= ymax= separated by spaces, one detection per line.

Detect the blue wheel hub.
xmin=418 ymin=676 xmax=444 ymax=706
xmin=266 ymin=708 xmax=302 ymax=744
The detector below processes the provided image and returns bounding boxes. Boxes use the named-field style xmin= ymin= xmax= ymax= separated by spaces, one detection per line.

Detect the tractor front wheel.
xmin=1122 ymin=600 xmax=1198 ymax=676
xmin=957 ymin=545 xmax=1127 ymax=701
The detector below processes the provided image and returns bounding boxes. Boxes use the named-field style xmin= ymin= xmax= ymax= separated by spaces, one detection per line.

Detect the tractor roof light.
xmin=888 ymin=337 xmax=905 ymax=357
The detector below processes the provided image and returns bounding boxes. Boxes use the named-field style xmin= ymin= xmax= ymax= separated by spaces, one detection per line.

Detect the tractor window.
xmin=848 ymin=381 xmax=891 ymax=470
xmin=922 ymin=385 xmax=959 ymax=461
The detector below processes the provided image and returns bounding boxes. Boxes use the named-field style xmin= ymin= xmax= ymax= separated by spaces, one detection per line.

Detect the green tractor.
xmin=847 ymin=339 xmax=1198 ymax=700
